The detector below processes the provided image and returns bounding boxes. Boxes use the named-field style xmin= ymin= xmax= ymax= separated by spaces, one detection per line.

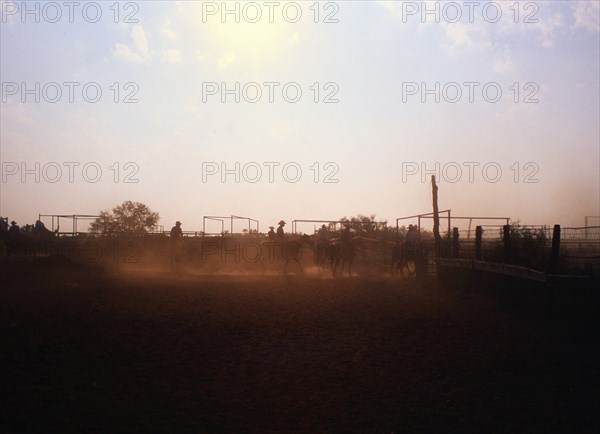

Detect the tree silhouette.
xmin=90 ymin=201 xmax=159 ymax=235
xmin=339 ymin=214 xmax=384 ymax=234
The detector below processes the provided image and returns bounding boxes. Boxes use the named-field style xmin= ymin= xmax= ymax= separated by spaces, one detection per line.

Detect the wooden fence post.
xmin=549 ymin=224 xmax=561 ymax=273
xmin=475 ymin=226 xmax=482 ymax=260
xmin=431 ymin=175 xmax=442 ymax=258
xmin=452 ymin=227 xmax=459 ymax=258
xmin=503 ymin=224 xmax=512 ymax=264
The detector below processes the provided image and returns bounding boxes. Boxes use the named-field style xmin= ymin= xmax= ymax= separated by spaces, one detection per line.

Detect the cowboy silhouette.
xmin=170 ymin=221 xmax=183 ymax=273
xmin=276 ymin=220 xmax=286 ymax=239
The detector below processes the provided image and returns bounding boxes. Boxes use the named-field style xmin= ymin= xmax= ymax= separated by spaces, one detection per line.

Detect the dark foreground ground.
xmin=1 ymin=260 xmax=599 ymax=433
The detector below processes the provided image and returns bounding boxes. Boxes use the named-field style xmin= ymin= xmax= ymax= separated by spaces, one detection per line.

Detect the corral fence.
xmin=5 ymin=212 xmax=599 ymax=278
xmin=37 ymin=214 xmax=166 ymax=236
xmin=35 ymin=214 xmax=264 ymax=237
xmin=391 ymin=211 xmax=600 ymax=278
xmin=38 ymin=214 xmax=100 ymax=236
xmin=202 ymin=215 xmax=259 ymax=236
xmin=394 ymin=211 xmax=511 ymax=277
xmin=437 ymin=224 xmax=600 ymax=278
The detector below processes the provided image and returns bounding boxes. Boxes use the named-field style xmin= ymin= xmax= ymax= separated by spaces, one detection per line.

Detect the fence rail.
xmin=438 ymin=225 xmax=600 ymax=276
xmin=4 ymin=216 xmax=600 ymax=278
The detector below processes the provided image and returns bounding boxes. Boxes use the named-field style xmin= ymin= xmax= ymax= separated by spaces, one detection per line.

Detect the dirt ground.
xmin=1 ymin=259 xmax=599 ymax=433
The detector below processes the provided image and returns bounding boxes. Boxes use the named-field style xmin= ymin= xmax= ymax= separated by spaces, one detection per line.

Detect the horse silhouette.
xmin=316 ymin=237 xmax=361 ymax=277
xmin=263 ymin=234 xmax=313 ymax=275
xmin=391 ymin=241 xmax=418 ymax=276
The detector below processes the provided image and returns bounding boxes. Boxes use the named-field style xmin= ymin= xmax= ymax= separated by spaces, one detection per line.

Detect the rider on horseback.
xmin=170 ymin=221 xmax=184 ymax=273
xmin=405 ymin=224 xmax=419 ymax=259
xmin=276 ymin=220 xmax=286 ymax=239
xmin=7 ymin=221 xmax=21 ymax=257
xmin=316 ymin=224 xmax=330 ymax=265
xmin=340 ymin=221 xmax=352 ymax=244
xmin=317 ymin=224 xmax=330 ymax=242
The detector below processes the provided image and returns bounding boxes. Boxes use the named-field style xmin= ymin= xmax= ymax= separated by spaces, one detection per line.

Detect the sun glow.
xmin=213 ymin=19 xmax=287 ymax=53
xmin=192 ymin=2 xmax=296 ymax=63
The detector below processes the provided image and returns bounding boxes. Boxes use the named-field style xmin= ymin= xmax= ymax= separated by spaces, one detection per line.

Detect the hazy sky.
xmin=1 ymin=1 xmax=599 ymax=233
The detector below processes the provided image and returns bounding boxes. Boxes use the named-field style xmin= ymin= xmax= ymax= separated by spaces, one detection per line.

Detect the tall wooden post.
xmin=503 ymin=224 xmax=512 ymax=264
xmin=432 ymin=176 xmax=442 ymax=258
xmin=475 ymin=226 xmax=483 ymax=260
xmin=452 ymin=227 xmax=459 ymax=258
xmin=549 ymin=224 xmax=561 ymax=273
